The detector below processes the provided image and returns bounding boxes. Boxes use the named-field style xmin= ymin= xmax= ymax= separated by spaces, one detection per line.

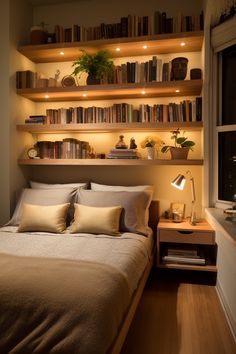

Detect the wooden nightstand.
xmin=157 ymin=218 xmax=217 ymax=272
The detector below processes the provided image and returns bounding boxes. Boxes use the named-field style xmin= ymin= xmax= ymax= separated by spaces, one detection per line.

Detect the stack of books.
xmin=162 ymin=247 xmax=206 ymax=265
xmin=25 ymin=115 xmax=46 ymax=124
xmin=107 ymin=149 xmax=139 ymax=159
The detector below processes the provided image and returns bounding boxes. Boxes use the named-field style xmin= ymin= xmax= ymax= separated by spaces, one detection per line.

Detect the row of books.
xmin=16 ymin=57 xmax=178 ymax=89
xmin=32 ymin=99 xmax=200 ymax=125
xmin=107 ymin=148 xmax=139 ymax=159
xmin=36 ymin=139 xmax=89 ymax=159
xmin=113 ymin=57 xmax=164 ymax=84
xmin=162 ymin=247 xmax=206 ymax=266
xmin=51 ymin=11 xmax=204 ymax=43
xmin=16 ymin=71 xmax=58 ymax=89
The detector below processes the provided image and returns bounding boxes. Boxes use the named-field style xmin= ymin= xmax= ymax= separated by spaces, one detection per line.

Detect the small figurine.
xmin=129 ymin=137 xmax=137 ymax=149
xmin=115 ymin=135 xmax=128 ymax=149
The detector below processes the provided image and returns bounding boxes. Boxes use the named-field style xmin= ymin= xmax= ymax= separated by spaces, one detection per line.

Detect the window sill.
xmin=205 ymin=208 xmax=236 ymax=243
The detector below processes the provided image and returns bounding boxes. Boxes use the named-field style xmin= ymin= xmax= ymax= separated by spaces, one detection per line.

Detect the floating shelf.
xmin=16 ymin=80 xmax=202 ymax=102
xmin=18 ymin=31 xmax=204 ymax=63
xmin=17 ymin=121 xmax=203 ymax=133
xmin=18 ymin=159 xmax=204 ymax=166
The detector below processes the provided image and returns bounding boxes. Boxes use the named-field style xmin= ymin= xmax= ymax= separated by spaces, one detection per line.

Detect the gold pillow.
xmin=18 ymin=203 xmax=70 ymax=233
xmin=70 ymin=203 xmax=122 ymax=235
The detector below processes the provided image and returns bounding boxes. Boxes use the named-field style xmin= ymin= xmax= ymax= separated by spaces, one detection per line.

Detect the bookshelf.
xmin=18 ymin=32 xmax=204 ymax=63
xmin=18 ymin=159 xmax=204 ymax=166
xmin=17 ymin=30 xmax=204 ymax=166
xmin=16 ymin=121 xmax=203 ymax=133
xmin=16 ymin=80 xmax=202 ymax=102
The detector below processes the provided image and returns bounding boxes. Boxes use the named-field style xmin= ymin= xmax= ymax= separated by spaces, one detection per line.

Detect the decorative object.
xmin=190 ymin=68 xmax=202 ymax=80
xmin=72 ymin=49 xmax=114 ymax=85
xmin=129 ymin=137 xmax=137 ymax=149
xmin=140 ymin=135 xmax=164 ymax=160
xmin=61 ymin=75 xmax=76 ymax=87
xmin=161 ymin=128 xmax=195 ymax=159
xmin=27 ymin=147 xmax=38 ymax=159
xmin=30 ymin=25 xmax=48 ymax=44
xmin=171 ymin=57 xmax=188 ymax=80
xmin=171 ymin=170 xmax=197 ymax=225
xmin=224 ymin=205 xmax=236 ymax=222
xmin=115 ymin=135 xmax=128 ymax=149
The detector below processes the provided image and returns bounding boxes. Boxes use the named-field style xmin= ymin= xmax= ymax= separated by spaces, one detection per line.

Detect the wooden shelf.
xmin=18 ymin=159 xmax=204 ymax=166
xmin=158 ymin=263 xmax=217 ymax=272
xmin=17 ymin=121 xmax=203 ymax=133
xmin=18 ymin=31 xmax=204 ymax=63
xmin=16 ymin=80 xmax=202 ymax=102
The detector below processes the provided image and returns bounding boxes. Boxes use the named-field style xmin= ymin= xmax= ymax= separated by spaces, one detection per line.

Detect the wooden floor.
xmin=121 ymin=269 xmax=236 ymax=354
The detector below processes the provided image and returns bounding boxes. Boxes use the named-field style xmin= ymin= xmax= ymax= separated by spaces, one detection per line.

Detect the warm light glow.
xmin=180 ymin=42 xmax=186 ymax=47
xmin=59 ymin=51 xmax=65 ymax=55
xmin=44 ymin=95 xmax=49 ymax=99
xmin=175 ymin=89 xmax=180 ymax=93
xmin=116 ymin=47 xmax=121 ymax=52
xmin=142 ymin=45 xmax=147 ymax=49
xmin=141 ymin=90 xmax=146 ymax=95
xmin=82 ymin=93 xmax=87 ymax=97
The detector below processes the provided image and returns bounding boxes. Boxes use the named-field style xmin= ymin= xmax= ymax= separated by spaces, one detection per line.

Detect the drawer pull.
xmin=177 ymin=231 xmax=194 ymax=235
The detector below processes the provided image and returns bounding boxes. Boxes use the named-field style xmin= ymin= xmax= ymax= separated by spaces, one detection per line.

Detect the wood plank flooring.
xmin=121 ymin=269 xmax=236 ymax=354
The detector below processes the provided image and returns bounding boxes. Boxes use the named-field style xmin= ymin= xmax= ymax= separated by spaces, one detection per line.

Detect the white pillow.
xmin=70 ymin=204 xmax=122 ymax=235
xmin=18 ymin=203 xmax=70 ymax=233
xmin=30 ymin=181 xmax=88 ymax=189
xmin=90 ymin=182 xmax=154 ymax=192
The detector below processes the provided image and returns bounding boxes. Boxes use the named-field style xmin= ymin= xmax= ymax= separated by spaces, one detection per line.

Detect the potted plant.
xmin=140 ymin=136 xmax=164 ymax=160
xmin=161 ymin=129 xmax=195 ymax=159
xmin=72 ymin=49 xmax=114 ymax=85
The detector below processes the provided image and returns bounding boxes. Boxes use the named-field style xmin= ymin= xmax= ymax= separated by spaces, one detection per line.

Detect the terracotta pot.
xmin=171 ymin=57 xmax=188 ymax=81
xmin=170 ymin=147 xmax=189 ymax=159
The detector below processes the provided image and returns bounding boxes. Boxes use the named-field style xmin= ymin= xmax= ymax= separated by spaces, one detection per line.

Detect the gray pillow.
xmin=75 ymin=190 xmax=152 ymax=236
xmin=30 ymin=181 xmax=88 ymax=189
xmin=8 ymin=188 xmax=77 ymax=226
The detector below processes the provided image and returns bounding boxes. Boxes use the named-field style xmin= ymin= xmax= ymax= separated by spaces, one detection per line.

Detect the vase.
xmin=171 ymin=57 xmax=188 ymax=81
xmin=170 ymin=147 xmax=189 ymax=159
xmin=146 ymin=146 xmax=155 ymax=160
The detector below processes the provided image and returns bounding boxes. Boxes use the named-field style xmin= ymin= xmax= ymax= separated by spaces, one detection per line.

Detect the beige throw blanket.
xmin=0 ymin=253 xmax=130 ymax=354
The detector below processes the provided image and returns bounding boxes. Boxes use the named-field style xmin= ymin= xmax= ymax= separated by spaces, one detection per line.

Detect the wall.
xmin=0 ymin=0 xmax=10 ymax=225
xmin=206 ymin=210 xmax=236 ymax=340
xmin=17 ymin=0 xmax=204 ymax=218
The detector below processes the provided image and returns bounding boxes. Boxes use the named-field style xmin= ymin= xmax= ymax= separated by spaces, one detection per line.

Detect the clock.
xmin=27 ymin=147 xmax=38 ymax=159
xmin=61 ymin=75 xmax=76 ymax=87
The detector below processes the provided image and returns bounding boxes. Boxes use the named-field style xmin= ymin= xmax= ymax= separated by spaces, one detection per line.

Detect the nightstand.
xmin=157 ymin=218 xmax=217 ymax=272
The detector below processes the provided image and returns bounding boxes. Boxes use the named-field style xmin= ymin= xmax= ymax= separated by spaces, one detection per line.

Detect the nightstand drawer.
xmin=159 ymin=229 xmax=215 ymax=244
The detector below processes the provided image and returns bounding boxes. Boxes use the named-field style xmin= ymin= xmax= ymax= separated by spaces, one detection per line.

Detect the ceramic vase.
xmin=146 ymin=146 xmax=155 ymax=160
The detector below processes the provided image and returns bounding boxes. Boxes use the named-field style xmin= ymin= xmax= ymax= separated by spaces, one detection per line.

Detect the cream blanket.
xmin=0 ymin=252 xmax=130 ymax=354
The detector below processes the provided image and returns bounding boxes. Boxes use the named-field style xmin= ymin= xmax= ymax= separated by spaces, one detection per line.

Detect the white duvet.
xmin=0 ymin=226 xmax=153 ymax=294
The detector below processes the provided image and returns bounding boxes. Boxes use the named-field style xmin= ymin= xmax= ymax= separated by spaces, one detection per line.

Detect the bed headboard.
xmin=149 ymin=200 xmax=159 ymax=232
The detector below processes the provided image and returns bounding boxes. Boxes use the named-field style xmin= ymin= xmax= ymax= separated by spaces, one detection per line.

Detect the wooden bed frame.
xmin=110 ymin=200 xmax=159 ymax=354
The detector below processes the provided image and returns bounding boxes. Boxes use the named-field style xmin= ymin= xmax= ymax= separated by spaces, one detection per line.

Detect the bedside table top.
xmin=158 ymin=218 xmax=214 ymax=233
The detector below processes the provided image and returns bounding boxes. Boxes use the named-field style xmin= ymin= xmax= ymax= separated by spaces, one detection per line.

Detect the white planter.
xmin=146 ymin=146 xmax=155 ymax=160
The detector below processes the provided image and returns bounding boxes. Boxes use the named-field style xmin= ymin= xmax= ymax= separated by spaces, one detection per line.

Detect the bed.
xmin=0 ymin=182 xmax=158 ymax=354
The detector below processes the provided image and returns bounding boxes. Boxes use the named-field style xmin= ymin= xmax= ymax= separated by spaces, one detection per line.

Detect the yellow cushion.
xmin=18 ymin=203 xmax=70 ymax=233
xmin=70 ymin=203 xmax=122 ymax=235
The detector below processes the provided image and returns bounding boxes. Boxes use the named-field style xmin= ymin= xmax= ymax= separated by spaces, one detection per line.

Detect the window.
xmin=217 ymin=44 xmax=236 ymax=204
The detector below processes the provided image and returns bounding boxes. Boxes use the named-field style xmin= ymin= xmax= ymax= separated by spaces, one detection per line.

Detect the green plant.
xmin=72 ymin=49 xmax=114 ymax=81
xmin=161 ymin=128 xmax=195 ymax=153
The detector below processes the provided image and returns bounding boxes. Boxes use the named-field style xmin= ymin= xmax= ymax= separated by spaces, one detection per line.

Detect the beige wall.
xmin=0 ymin=0 xmax=10 ymax=225
xmin=2 ymin=0 xmax=205 ymax=222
